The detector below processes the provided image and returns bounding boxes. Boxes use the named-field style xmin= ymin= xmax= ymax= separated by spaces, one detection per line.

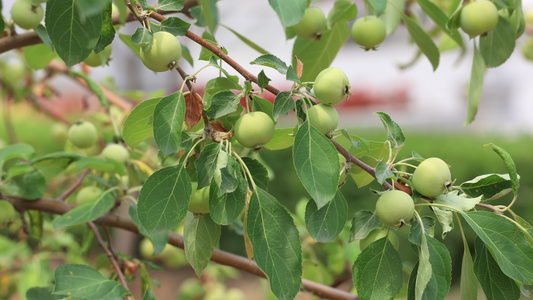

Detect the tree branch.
xmin=87 ymin=221 xmax=132 ymax=300
xmin=4 ymin=196 xmax=358 ymax=300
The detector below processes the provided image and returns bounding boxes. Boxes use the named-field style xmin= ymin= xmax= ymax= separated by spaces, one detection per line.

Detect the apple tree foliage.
xmin=1 ymin=0 xmax=533 ymax=299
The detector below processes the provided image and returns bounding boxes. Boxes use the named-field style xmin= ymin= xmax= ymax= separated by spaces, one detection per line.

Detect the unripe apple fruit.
xmin=359 ymin=228 xmax=399 ymax=251
xmin=84 ymin=45 xmax=112 ymax=67
xmin=459 ymin=0 xmax=499 ymax=37
xmin=139 ymin=238 xmax=185 ymax=267
xmin=313 ymin=67 xmax=350 ymax=105
xmin=10 ymin=0 xmax=44 ymax=30
xmin=307 ymin=103 xmax=339 ymax=135
xmin=234 ymin=111 xmax=275 ymax=148
xmin=75 ymin=186 xmax=103 ymax=205
xmin=351 ymin=16 xmax=387 ymax=50
xmin=412 ymin=157 xmax=451 ymax=198
xmin=522 ymin=38 xmax=533 ymax=61
xmin=0 ymin=201 xmax=17 ymax=224
xmin=102 ymin=143 xmax=129 ymax=164
xmin=68 ymin=121 xmax=98 ymax=149
xmin=51 ymin=123 xmax=69 ymax=143
xmin=189 ymin=182 xmax=210 ymax=214
xmin=292 ymin=7 xmax=326 ymax=39
xmin=140 ymin=31 xmax=182 ymax=72
xmin=376 ymin=190 xmax=415 ymax=227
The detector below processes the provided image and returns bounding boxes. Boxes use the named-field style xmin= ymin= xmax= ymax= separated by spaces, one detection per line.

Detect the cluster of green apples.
xmin=308 ymin=67 xmax=350 ymax=136
xmin=362 ymin=157 xmax=451 ymax=249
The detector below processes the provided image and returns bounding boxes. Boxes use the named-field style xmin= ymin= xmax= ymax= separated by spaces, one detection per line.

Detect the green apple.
xmin=459 ymin=0 xmax=499 ymax=37
xmin=313 ymin=67 xmax=350 ymax=105
xmin=376 ymin=190 xmax=415 ymax=227
xmin=51 ymin=123 xmax=69 ymax=143
xmin=189 ymin=182 xmax=210 ymax=214
xmin=139 ymin=238 xmax=186 ymax=267
xmin=140 ymin=31 xmax=182 ymax=72
xmin=412 ymin=157 xmax=451 ymax=198
xmin=10 ymin=0 xmax=44 ymax=30
xmin=84 ymin=45 xmax=112 ymax=67
xmin=68 ymin=121 xmax=98 ymax=149
xmin=292 ymin=7 xmax=326 ymax=39
xmin=234 ymin=111 xmax=275 ymax=148
xmin=75 ymin=186 xmax=103 ymax=205
xmin=351 ymin=16 xmax=387 ymax=50
xmin=101 ymin=143 xmax=129 ymax=164
xmin=522 ymin=37 xmax=533 ymax=61
xmin=307 ymin=103 xmax=339 ymax=135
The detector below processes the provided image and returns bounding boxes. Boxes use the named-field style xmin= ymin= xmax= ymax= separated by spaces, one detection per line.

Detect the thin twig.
xmin=103 ymin=226 xmax=120 ymax=262
xmin=87 ymin=221 xmax=132 ymax=300
xmin=476 ymin=202 xmax=503 ymax=214
xmin=57 ymin=169 xmax=91 ymax=201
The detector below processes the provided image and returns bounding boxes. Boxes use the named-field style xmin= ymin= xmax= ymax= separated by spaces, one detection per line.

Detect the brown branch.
xmin=87 ymin=221 xmax=132 ymax=300
xmin=4 ymin=196 xmax=358 ymax=300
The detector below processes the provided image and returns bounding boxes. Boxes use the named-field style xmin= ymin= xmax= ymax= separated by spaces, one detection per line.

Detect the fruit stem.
xmin=232 ymin=148 xmax=257 ymax=191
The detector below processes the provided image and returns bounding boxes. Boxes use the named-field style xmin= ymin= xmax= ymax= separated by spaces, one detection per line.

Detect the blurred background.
xmin=2 ymin=0 xmax=533 ymax=299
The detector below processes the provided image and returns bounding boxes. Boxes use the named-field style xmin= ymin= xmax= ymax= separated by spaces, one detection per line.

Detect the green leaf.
xmin=204 ymin=91 xmax=240 ymax=119
xmin=183 ymin=213 xmax=221 ymax=277
xmin=375 ymin=160 xmax=395 ymax=184
xmin=464 ymin=44 xmax=485 ymax=126
xmin=118 ymin=33 xmax=141 ymax=56
xmin=407 ymin=235 xmax=452 ymax=300
xmin=353 ymin=238 xmax=403 ymax=299
xmin=265 ymin=128 xmax=295 ymax=150
xmin=365 ymin=0 xmax=387 ymax=16
xmin=158 ymin=0 xmax=186 ymax=11
xmin=222 ymin=25 xmax=269 ymax=55
xmin=45 ymin=0 xmax=102 ymax=66
xmin=13 ymin=170 xmax=46 ymax=200
xmin=132 ymin=28 xmax=153 ymax=49
xmin=217 ymin=154 xmax=239 ymax=195
xmin=198 ymin=0 xmax=218 ymax=33
xmin=293 ymin=121 xmax=340 ymax=209
xmin=35 ymin=25 xmax=54 ymax=50
xmin=0 ymin=144 xmax=35 ymax=172
xmin=94 ymin=3 xmax=115 ymax=53
xmin=484 ymin=143 xmax=519 ymax=196
xmin=257 ymin=70 xmax=271 ymax=89
xmin=460 ymin=246 xmax=479 ymax=300
xmin=460 ymin=174 xmax=514 ymax=200
xmin=26 ymin=286 xmax=63 ymax=300
xmin=52 ymin=192 xmax=114 ymax=229
xmin=128 ymin=204 xmax=169 ymax=254
xmin=272 ymin=91 xmax=295 ymax=121
xmin=380 ymin=0 xmax=406 ymax=34
xmin=209 ymin=174 xmax=247 ymax=225
xmin=194 ymin=144 xmax=223 ymax=189
xmin=432 ymin=191 xmax=481 ymax=237
xmin=153 ymin=91 xmax=186 ymax=157
xmin=246 ymin=188 xmax=302 ymax=300
xmin=268 ymin=0 xmax=307 ymax=27
xmin=75 ymin=157 xmax=125 ymax=175
xmin=305 ymin=190 xmax=348 ymax=242
xmin=250 ymin=54 xmax=288 ymax=74
xmin=53 ymin=264 xmax=129 ymax=299
xmin=69 ymin=71 xmax=108 ymax=106
xmin=138 ymin=165 xmax=192 ymax=236
xmin=415 ymin=0 xmax=463 ymax=48
xmin=23 ymin=44 xmax=57 ymax=69
xmin=374 ymin=112 xmax=405 ymax=149
xmin=462 ymin=211 xmax=533 ymax=285
xmin=327 ymin=0 xmax=357 ymax=27
xmin=241 ymin=157 xmax=269 ymax=191
xmin=408 ymin=216 xmax=436 ymax=245
xmin=479 ymin=17 xmax=515 ymax=68
xmin=251 ymin=95 xmax=274 ymax=119
xmin=292 ymin=21 xmax=351 ymax=81
xmin=473 ymin=238 xmax=520 ymax=300
xmin=75 ymin=0 xmax=111 ymax=18
xmin=401 ymin=14 xmax=440 ymax=71
xmin=123 ymin=97 xmax=161 ymax=149
xmin=159 ymin=17 xmax=191 ymax=36
xmin=414 ymin=231 xmax=432 ymax=300
xmin=349 ymin=210 xmax=381 ymax=241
